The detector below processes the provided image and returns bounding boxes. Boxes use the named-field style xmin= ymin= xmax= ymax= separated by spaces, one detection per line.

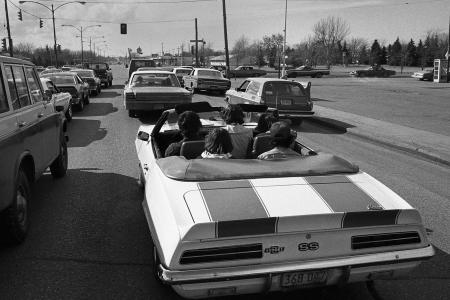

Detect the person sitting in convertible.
xmin=201 ymin=128 xmax=233 ymax=159
xmin=258 ymin=121 xmax=301 ymax=160
xmin=253 ymin=112 xmax=279 ymax=137
xmin=165 ymin=111 xmax=202 ymax=157
xmin=221 ymin=104 xmax=253 ymax=159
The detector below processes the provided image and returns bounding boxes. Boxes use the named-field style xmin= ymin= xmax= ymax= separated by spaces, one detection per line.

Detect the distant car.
xmin=40 ymin=68 xmax=62 ymax=75
xmin=61 ymin=65 xmax=72 ymax=71
xmin=228 ymin=65 xmax=267 ymax=78
xmin=83 ymin=62 xmax=113 ymax=87
xmin=225 ymin=77 xmax=313 ymax=125
xmin=40 ymin=77 xmax=73 ymax=121
xmin=183 ymin=68 xmax=231 ymax=94
xmin=71 ymin=69 xmax=102 ymax=95
xmin=286 ymin=65 xmax=330 ymax=78
xmin=350 ymin=65 xmax=396 ymax=77
xmin=172 ymin=67 xmax=193 ymax=87
xmin=124 ymin=70 xmax=192 ymax=117
xmin=412 ymin=69 xmax=433 ymax=81
xmin=36 ymin=66 xmax=45 ymax=73
xmin=134 ymin=101 xmax=434 ymax=299
xmin=41 ymin=72 xmax=90 ymax=111
xmin=179 ymin=65 xmax=194 ymax=70
xmin=128 ymin=59 xmax=157 ymax=79
xmin=0 ymin=56 xmax=68 ymax=244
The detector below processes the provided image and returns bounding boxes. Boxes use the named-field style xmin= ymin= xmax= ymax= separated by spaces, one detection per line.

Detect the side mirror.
xmin=124 ymin=80 xmax=129 ymax=85
xmin=44 ymin=89 xmax=53 ymax=98
xmin=137 ymin=131 xmax=150 ymax=142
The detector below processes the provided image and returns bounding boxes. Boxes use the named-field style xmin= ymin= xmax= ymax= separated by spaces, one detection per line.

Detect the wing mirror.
xmin=137 ymin=131 xmax=150 ymax=142
xmin=44 ymin=89 xmax=53 ymax=99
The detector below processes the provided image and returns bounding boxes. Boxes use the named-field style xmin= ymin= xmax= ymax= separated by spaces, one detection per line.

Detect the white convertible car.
xmin=135 ymin=102 xmax=434 ymax=299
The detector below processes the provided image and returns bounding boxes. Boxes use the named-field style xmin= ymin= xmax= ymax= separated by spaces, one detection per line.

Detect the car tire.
xmin=97 ymin=86 xmax=101 ymax=94
xmin=65 ymin=104 xmax=73 ymax=122
xmin=109 ymin=80 xmax=112 ymax=87
xmin=316 ymin=73 xmax=323 ymax=78
xmin=50 ymin=138 xmax=68 ymax=178
xmin=128 ymin=110 xmax=135 ymax=118
xmin=1 ymin=169 xmax=31 ymax=244
xmin=84 ymin=94 xmax=90 ymax=105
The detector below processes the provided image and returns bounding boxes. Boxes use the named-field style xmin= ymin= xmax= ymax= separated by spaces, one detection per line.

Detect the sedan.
xmin=183 ymin=68 xmax=231 ymax=94
xmin=412 ymin=69 xmax=434 ymax=81
xmin=40 ymin=77 xmax=73 ymax=121
xmin=350 ymin=65 xmax=396 ymax=77
xmin=124 ymin=70 xmax=192 ymax=117
xmin=71 ymin=69 xmax=102 ymax=95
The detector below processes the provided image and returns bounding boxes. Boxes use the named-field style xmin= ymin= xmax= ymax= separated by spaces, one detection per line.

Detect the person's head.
xmin=221 ymin=104 xmax=245 ymax=125
xmin=255 ymin=113 xmax=278 ymax=133
xmin=270 ymin=121 xmax=297 ymax=148
xmin=204 ymin=128 xmax=233 ymax=154
xmin=178 ymin=111 xmax=202 ymax=139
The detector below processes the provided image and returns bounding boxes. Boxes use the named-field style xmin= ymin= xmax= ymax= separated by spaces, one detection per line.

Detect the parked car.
xmin=41 ymin=72 xmax=90 ymax=111
xmin=71 ymin=69 xmax=101 ymax=95
xmin=350 ymin=65 xmax=396 ymax=77
xmin=36 ymin=66 xmax=45 ymax=73
xmin=183 ymin=68 xmax=231 ymax=94
xmin=124 ymin=70 xmax=192 ymax=117
xmin=0 ymin=55 xmax=68 ymax=244
xmin=225 ymin=78 xmax=313 ymax=125
xmin=228 ymin=65 xmax=267 ymax=78
xmin=40 ymin=68 xmax=62 ymax=76
xmin=286 ymin=65 xmax=330 ymax=78
xmin=83 ymin=62 xmax=113 ymax=87
xmin=128 ymin=59 xmax=156 ymax=79
xmin=411 ymin=69 xmax=434 ymax=81
xmin=40 ymin=77 xmax=73 ymax=121
xmin=61 ymin=65 xmax=72 ymax=71
xmin=172 ymin=67 xmax=193 ymax=86
xmin=134 ymin=101 xmax=434 ymax=299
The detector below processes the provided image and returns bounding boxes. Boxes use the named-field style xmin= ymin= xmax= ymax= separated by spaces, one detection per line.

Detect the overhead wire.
xmin=8 ymin=0 xmax=48 ymax=20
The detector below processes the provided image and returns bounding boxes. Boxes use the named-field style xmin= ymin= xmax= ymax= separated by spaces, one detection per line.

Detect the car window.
xmin=131 ymin=73 xmax=180 ymax=87
xmin=9 ymin=65 xmax=32 ymax=108
xmin=238 ymin=80 xmax=250 ymax=91
xmin=76 ymin=70 xmax=94 ymax=77
xmin=0 ymin=68 xmax=8 ymax=113
xmin=175 ymin=69 xmax=191 ymax=75
xmin=76 ymin=76 xmax=83 ymax=84
xmin=246 ymin=81 xmax=260 ymax=95
xmin=46 ymin=81 xmax=58 ymax=93
xmin=24 ymin=67 xmax=43 ymax=103
xmin=47 ymin=75 xmax=76 ymax=85
xmin=5 ymin=66 xmax=20 ymax=110
xmin=197 ymin=70 xmax=222 ymax=78
xmin=273 ymin=82 xmax=305 ymax=96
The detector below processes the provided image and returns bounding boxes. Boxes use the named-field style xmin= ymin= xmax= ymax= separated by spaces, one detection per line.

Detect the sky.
xmin=2 ymin=0 xmax=450 ymax=56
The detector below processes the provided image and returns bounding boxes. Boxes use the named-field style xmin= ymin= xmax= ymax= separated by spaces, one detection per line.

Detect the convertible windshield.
xmin=197 ymin=70 xmax=222 ymax=78
xmin=75 ymin=70 xmax=94 ymax=77
xmin=131 ymin=73 xmax=180 ymax=87
xmin=46 ymin=75 xmax=76 ymax=85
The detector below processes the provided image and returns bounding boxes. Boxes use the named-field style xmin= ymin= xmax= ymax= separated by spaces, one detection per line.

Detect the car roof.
xmin=173 ymin=67 xmax=192 ymax=71
xmin=244 ymin=77 xmax=293 ymax=83
xmin=42 ymin=71 xmax=77 ymax=76
xmin=0 ymin=55 xmax=35 ymax=66
xmin=131 ymin=70 xmax=173 ymax=75
xmin=193 ymin=68 xmax=220 ymax=71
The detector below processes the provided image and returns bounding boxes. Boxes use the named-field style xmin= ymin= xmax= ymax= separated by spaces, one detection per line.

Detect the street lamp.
xmin=19 ymin=1 xmax=86 ymax=67
xmin=62 ymin=24 xmax=101 ymax=65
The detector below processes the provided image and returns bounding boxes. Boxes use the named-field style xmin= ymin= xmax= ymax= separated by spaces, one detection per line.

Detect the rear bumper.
xmin=277 ymin=110 xmax=315 ymax=118
xmin=197 ymin=84 xmax=230 ymax=91
xmin=125 ymin=99 xmax=191 ymax=111
xmin=161 ymin=245 xmax=434 ymax=298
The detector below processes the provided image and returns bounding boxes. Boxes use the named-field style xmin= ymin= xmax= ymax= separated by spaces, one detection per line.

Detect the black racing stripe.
xmin=217 ymin=218 xmax=277 ymax=238
xmin=198 ymin=180 xmax=268 ymax=221
xmin=342 ymin=210 xmax=400 ymax=228
xmin=305 ymin=176 xmax=380 ymax=212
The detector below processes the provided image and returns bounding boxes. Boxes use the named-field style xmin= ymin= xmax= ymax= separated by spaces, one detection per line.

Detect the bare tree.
xmin=14 ymin=42 xmax=35 ymax=57
xmin=348 ymin=37 xmax=367 ymax=64
xmin=313 ymin=16 xmax=350 ymax=67
xmin=232 ymin=35 xmax=250 ymax=65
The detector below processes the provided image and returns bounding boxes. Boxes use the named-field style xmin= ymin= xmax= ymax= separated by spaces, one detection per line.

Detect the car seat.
xmin=180 ymin=141 xmax=205 ymax=159
xmin=252 ymin=133 xmax=273 ymax=158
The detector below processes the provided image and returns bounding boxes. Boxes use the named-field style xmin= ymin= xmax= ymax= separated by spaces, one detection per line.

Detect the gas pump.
xmin=433 ymin=59 xmax=448 ymax=83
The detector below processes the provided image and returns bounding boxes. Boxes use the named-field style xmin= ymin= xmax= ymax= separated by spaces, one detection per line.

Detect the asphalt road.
xmin=0 ymin=65 xmax=448 ymax=300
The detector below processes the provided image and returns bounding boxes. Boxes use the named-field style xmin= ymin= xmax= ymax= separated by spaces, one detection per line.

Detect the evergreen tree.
xmin=416 ymin=39 xmax=424 ymax=68
xmin=405 ymin=39 xmax=417 ymax=66
xmin=380 ymin=46 xmax=387 ymax=64
xmin=390 ymin=37 xmax=402 ymax=66
xmin=370 ymin=39 xmax=382 ymax=65
xmin=387 ymin=44 xmax=393 ymax=65
xmin=359 ymin=46 xmax=369 ymax=64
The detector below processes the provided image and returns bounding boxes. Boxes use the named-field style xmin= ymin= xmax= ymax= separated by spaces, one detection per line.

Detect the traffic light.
xmin=18 ymin=10 xmax=23 ymax=21
xmin=1 ymin=38 xmax=7 ymax=52
xmin=39 ymin=19 xmax=43 ymax=28
xmin=120 ymin=23 xmax=127 ymax=34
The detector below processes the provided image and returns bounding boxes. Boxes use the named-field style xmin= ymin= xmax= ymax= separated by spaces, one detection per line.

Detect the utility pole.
xmin=281 ymin=0 xmax=287 ymax=78
xmin=181 ymin=43 xmax=184 ymax=65
xmin=80 ymin=26 xmax=84 ymax=65
xmin=195 ymin=18 xmax=199 ymax=67
xmin=89 ymin=37 xmax=92 ymax=60
xmin=222 ymin=0 xmax=230 ymax=76
xmin=447 ymin=15 xmax=449 ymax=82
xmin=4 ymin=0 xmax=13 ymax=56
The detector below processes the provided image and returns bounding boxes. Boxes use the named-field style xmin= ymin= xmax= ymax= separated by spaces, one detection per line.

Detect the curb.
xmin=308 ymin=116 xmax=450 ymax=166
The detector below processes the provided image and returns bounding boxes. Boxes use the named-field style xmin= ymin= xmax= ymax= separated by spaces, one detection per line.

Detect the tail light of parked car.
xmin=125 ymin=92 xmax=136 ymax=100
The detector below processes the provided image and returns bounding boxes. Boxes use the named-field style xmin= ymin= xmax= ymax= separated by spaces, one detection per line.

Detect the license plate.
xmin=280 ymin=99 xmax=292 ymax=105
xmin=280 ymin=270 xmax=328 ymax=287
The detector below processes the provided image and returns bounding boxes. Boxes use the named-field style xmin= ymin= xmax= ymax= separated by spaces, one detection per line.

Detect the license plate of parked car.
xmin=280 ymin=270 xmax=328 ymax=287
xmin=280 ymin=99 xmax=292 ymax=105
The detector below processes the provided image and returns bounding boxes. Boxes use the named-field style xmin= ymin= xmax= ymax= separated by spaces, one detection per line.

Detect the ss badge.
xmin=298 ymin=242 xmax=319 ymax=251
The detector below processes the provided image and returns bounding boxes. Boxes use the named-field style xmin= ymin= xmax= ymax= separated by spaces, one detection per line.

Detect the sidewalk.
xmin=310 ymin=105 xmax=450 ymax=166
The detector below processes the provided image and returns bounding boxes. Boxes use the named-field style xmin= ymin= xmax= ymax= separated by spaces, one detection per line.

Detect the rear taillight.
xmin=352 ymin=232 xmax=421 ymax=250
xmin=180 ymin=244 xmax=263 ymax=264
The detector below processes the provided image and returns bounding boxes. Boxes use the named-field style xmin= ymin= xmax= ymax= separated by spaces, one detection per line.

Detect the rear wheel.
xmin=65 ymin=104 xmax=73 ymax=121
xmin=84 ymin=94 xmax=90 ymax=105
xmin=1 ymin=169 xmax=31 ymax=244
xmin=316 ymin=73 xmax=323 ymax=78
xmin=50 ymin=138 xmax=68 ymax=178
xmin=77 ymin=98 xmax=84 ymax=111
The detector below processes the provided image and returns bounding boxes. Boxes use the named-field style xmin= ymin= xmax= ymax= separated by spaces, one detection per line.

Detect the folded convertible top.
xmin=157 ymin=153 xmax=359 ymax=181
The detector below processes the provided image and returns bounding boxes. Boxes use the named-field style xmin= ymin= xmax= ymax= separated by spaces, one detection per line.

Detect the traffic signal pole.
xmin=222 ymin=0 xmax=230 ymax=76
xmin=51 ymin=5 xmax=59 ymax=67
xmin=4 ymin=0 xmax=14 ymax=56
xmin=195 ymin=18 xmax=199 ymax=67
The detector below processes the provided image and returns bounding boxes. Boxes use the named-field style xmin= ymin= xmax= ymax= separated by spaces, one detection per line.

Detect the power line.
xmin=54 ymin=17 xmax=193 ymax=24
xmin=8 ymin=0 xmax=46 ymax=20
xmin=36 ymin=0 xmax=215 ymax=4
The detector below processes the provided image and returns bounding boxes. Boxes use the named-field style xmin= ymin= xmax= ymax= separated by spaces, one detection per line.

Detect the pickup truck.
xmin=286 ymin=65 xmax=330 ymax=78
xmin=83 ymin=62 xmax=113 ymax=87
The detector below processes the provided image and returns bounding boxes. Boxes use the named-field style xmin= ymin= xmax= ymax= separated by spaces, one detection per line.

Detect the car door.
xmin=228 ymin=80 xmax=251 ymax=104
xmin=76 ymin=75 xmax=88 ymax=98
